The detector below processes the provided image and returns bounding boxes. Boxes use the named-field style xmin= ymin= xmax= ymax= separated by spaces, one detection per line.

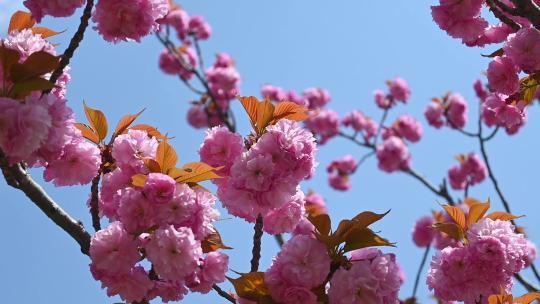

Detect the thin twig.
xmin=0 ymin=151 xmax=91 ymax=255
xmin=509 ymin=0 xmax=540 ymax=30
xmin=192 ymin=35 xmax=206 ymax=76
xmin=338 ymin=131 xmax=374 ymax=149
xmin=373 ymin=108 xmax=389 ymax=147
xmin=515 ymin=273 xmax=540 ymax=292
xmin=212 ymin=284 xmax=236 ymax=303
xmin=486 ymin=0 xmax=521 ymax=31
xmin=529 ymin=263 xmax=540 ymax=284
xmin=90 ymin=174 xmax=101 ymax=232
xmin=250 ymin=214 xmax=264 ymax=272
xmin=412 ymin=245 xmax=431 ymax=298
xmin=274 ymin=234 xmax=284 ymax=247
xmin=46 ymin=0 xmax=95 ymax=91
xmin=404 ymin=169 xmax=456 ymax=206
xmin=482 ymin=126 xmax=499 ymax=141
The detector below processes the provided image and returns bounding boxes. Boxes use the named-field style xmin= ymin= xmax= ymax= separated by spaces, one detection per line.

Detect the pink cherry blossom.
xmin=99 ymin=167 xmax=133 ymax=220
xmin=180 ymin=188 xmax=220 ymax=240
xmin=261 ymin=84 xmax=287 ymax=102
xmin=89 ymin=222 xmax=141 ymax=275
xmin=148 ymin=280 xmax=188 ymax=302
xmin=206 ymin=53 xmax=241 ymax=103
xmin=412 ymin=216 xmax=436 ymax=247
xmin=112 ymin=129 xmax=158 ymax=173
xmin=117 ymin=187 xmax=156 ymax=234
xmin=303 ymin=87 xmax=331 ymax=109
xmin=187 ymin=103 xmax=208 ymax=129
xmin=305 ymin=191 xmax=327 ymax=215
xmin=188 ymin=16 xmax=212 ymax=40
xmin=425 ymin=102 xmax=445 ymax=129
xmin=158 ymin=47 xmax=198 ymax=80
xmin=389 ymin=77 xmax=411 ymax=102
xmin=144 ymin=225 xmax=202 ymax=281
xmin=92 ymin=0 xmax=169 ymax=43
xmin=155 ymin=183 xmax=196 ymax=227
xmin=24 ymin=0 xmax=85 ymax=22
xmin=328 ymin=261 xmax=381 ymax=304
xmin=504 ymin=27 xmax=540 ymax=72
xmin=327 ymin=155 xmax=358 ymax=191
xmin=374 ymin=89 xmax=394 ymax=109
xmin=143 ymin=173 xmax=176 ymax=204
xmin=187 ymin=252 xmax=229 ymax=293
xmin=159 ymin=9 xmax=190 ymax=40
xmin=394 ymin=115 xmax=423 ymax=143
xmin=304 ymin=109 xmax=340 ymax=144
xmin=431 ymin=0 xmax=488 ymax=44
xmin=487 ymin=56 xmax=519 ymax=95
xmin=96 ymin=266 xmax=154 ymax=303
xmin=199 ymin=126 xmax=244 ymax=175
xmin=447 ymin=153 xmax=487 ymax=190
xmin=446 ymin=93 xmax=468 ymax=129
xmin=263 ymin=190 xmax=305 ymax=234
xmin=376 ymin=136 xmax=411 ymax=173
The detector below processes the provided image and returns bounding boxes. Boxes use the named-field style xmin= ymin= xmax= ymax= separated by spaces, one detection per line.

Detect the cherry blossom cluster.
xmin=447 ymin=152 xmax=487 ymax=190
xmin=199 ymin=118 xmax=317 ymax=234
xmin=90 ymin=129 xmax=228 ymax=303
xmin=326 ymin=155 xmax=358 ymax=191
xmin=374 ymin=78 xmax=411 ymax=109
xmin=427 ymin=218 xmax=532 ymax=303
xmin=424 ymin=92 xmax=468 ymax=130
xmin=24 ymin=0 xmax=170 ymax=43
xmin=0 ymin=28 xmax=100 ymax=187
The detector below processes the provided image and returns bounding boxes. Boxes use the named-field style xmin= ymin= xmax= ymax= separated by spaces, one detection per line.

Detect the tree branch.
xmin=404 ymin=169 xmax=456 ymax=206
xmin=412 ymin=245 xmax=431 ymax=299
xmin=46 ymin=0 xmax=95 ymax=90
xmin=0 ymin=151 xmax=91 ymax=255
xmin=89 ymin=174 xmax=101 ymax=232
xmin=250 ymin=214 xmax=264 ymax=272
xmin=509 ymin=0 xmax=540 ymax=30
xmin=213 ymin=284 xmax=236 ymax=303
xmin=486 ymin=0 xmax=521 ymax=31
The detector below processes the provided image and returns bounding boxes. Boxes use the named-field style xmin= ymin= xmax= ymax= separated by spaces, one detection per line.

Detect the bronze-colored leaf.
xmin=173 ymin=162 xmax=223 ymax=183
xmin=156 ymin=141 xmax=177 ymax=173
xmin=463 ymin=197 xmax=483 ymax=207
xmin=31 ymin=27 xmax=64 ymax=38
xmin=128 ymin=124 xmax=165 ymax=139
xmin=481 ymin=48 xmax=504 ymax=58
xmin=131 ymin=174 xmax=148 ymax=187
xmin=486 ymin=211 xmax=523 ymax=221
xmin=308 ymin=214 xmax=331 ymax=236
xmin=8 ymin=11 xmax=35 ymax=34
xmin=239 ymin=96 xmax=258 ymax=131
xmin=442 ymin=205 xmax=466 ymax=229
xmin=351 ymin=210 xmax=390 ymax=228
xmin=467 ymin=199 xmax=490 ymax=227
xmin=74 ymin=123 xmax=100 ymax=144
xmin=343 ymin=227 xmax=395 ymax=252
xmin=255 ymin=99 xmax=275 ymax=134
xmin=514 ymin=292 xmax=540 ymax=304
xmin=201 ymin=230 xmax=232 ymax=253
xmin=11 ymin=77 xmax=55 ymax=98
xmin=0 ymin=46 xmax=21 ymax=80
xmin=432 ymin=222 xmax=464 ymax=241
xmin=227 ymin=272 xmax=270 ymax=301
xmin=83 ymin=101 xmax=108 ymax=142
xmin=111 ymin=109 xmax=145 ymax=140
xmin=272 ymin=101 xmax=308 ymax=123
xmin=520 ymin=75 xmax=540 ymax=106
xmin=143 ymin=159 xmax=162 ymax=173
xmin=10 ymin=51 xmax=59 ymax=82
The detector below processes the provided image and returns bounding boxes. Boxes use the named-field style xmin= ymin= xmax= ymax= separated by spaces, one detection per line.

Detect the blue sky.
xmin=1 ymin=1 xmax=539 ymax=303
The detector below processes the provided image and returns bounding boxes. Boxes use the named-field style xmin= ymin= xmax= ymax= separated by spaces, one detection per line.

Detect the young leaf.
xmin=239 ymin=96 xmax=258 ymax=130
xmin=8 ymin=11 xmax=35 ymax=34
xmin=255 ymin=99 xmax=275 ymax=134
xmin=272 ymin=101 xmax=309 ymax=123
xmin=486 ymin=212 xmax=523 ymax=221
xmin=143 ymin=159 xmax=162 ymax=173
xmin=441 ymin=205 xmax=466 ymax=229
xmin=111 ymin=109 xmax=145 ymax=140
xmin=11 ymin=77 xmax=55 ymax=98
xmin=131 ymin=174 xmax=148 ymax=188
xmin=227 ymin=272 xmax=270 ymax=301
xmin=514 ymin=292 xmax=540 ymax=304
xmin=201 ymin=230 xmax=232 ymax=253
xmin=10 ymin=51 xmax=59 ymax=82
xmin=74 ymin=123 xmax=100 ymax=144
xmin=433 ymin=222 xmax=464 ymax=241
xmin=463 ymin=197 xmax=483 ymax=207
xmin=0 ymin=46 xmax=21 ymax=79
xmin=308 ymin=214 xmax=331 ymax=236
xmin=467 ymin=199 xmax=490 ymax=227
xmin=481 ymin=48 xmax=504 ymax=58
xmin=172 ymin=162 xmax=223 ymax=183
xmin=129 ymin=124 xmax=165 ymax=139
xmin=31 ymin=27 xmax=64 ymax=38
xmin=351 ymin=210 xmax=390 ymax=227
xmin=521 ymin=75 xmax=540 ymax=105
xmin=343 ymin=227 xmax=395 ymax=252
xmin=156 ymin=141 xmax=177 ymax=173
xmin=83 ymin=101 xmax=108 ymax=142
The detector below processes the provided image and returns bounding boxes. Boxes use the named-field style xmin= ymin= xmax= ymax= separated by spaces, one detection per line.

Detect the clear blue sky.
xmin=1 ymin=1 xmax=539 ymax=303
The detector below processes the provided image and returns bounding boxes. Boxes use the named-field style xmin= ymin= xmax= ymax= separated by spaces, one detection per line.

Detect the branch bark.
xmin=250 ymin=214 xmax=264 ymax=272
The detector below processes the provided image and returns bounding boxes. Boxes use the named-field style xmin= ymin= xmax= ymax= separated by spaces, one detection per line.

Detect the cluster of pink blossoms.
xmin=326 ymin=155 xmax=358 ymax=191
xmin=425 ymin=93 xmax=468 ymax=129
xmin=447 ymin=153 xmax=487 ymax=190
xmin=0 ymin=29 xmax=100 ymax=186
xmin=90 ymin=129 xmax=227 ymax=303
xmin=341 ymin=110 xmax=378 ymax=142
xmin=427 ymin=218 xmax=533 ymax=303
xmin=199 ymin=119 xmax=317 ymax=234
xmin=373 ymin=77 xmax=411 ymax=109
xmin=25 ymin=0 xmax=170 ymax=43
xmin=261 ymin=84 xmax=331 ymax=109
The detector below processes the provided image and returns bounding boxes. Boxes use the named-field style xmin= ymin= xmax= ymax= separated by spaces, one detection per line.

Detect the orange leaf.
xmin=227 ymin=272 xmax=271 ymax=301
xmin=11 ymin=77 xmax=55 ymax=98
xmin=514 ymin=292 xmax=540 ymax=304
xmin=351 ymin=210 xmax=390 ymax=228
xmin=343 ymin=227 xmax=395 ymax=252
xmin=256 ymin=99 xmax=275 ymax=134
xmin=112 ymin=109 xmax=145 ymax=140
xmin=201 ymin=230 xmax=232 ymax=253
xmin=238 ymin=96 xmax=258 ymax=131
xmin=10 ymin=51 xmax=59 ymax=82
xmin=172 ymin=162 xmax=223 ymax=184
xmin=129 ymin=124 xmax=165 ymax=139
xmin=156 ymin=141 xmax=177 ymax=173
xmin=8 ymin=11 xmax=35 ymax=34
xmin=272 ymin=101 xmax=308 ymax=123
xmin=467 ymin=199 xmax=490 ymax=227
xmin=442 ymin=205 xmax=466 ymax=229
xmin=83 ymin=101 xmax=108 ymax=142
xmin=143 ymin=159 xmax=162 ymax=173
xmin=0 ymin=46 xmax=20 ymax=80
xmin=31 ymin=27 xmax=64 ymax=38
xmin=463 ymin=197 xmax=483 ymax=207
xmin=308 ymin=214 xmax=331 ymax=236
xmin=486 ymin=212 xmax=523 ymax=221
xmin=131 ymin=174 xmax=148 ymax=188
xmin=433 ymin=222 xmax=464 ymax=241
xmin=74 ymin=123 xmax=99 ymax=144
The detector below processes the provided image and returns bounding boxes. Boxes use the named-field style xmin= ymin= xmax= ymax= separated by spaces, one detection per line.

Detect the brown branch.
xmin=212 ymin=284 xmax=236 ymax=303
xmin=404 ymin=169 xmax=456 ymax=206
xmin=90 ymin=174 xmax=101 ymax=232
xmin=486 ymin=0 xmax=521 ymax=31
xmin=250 ymin=214 xmax=264 ymax=272
xmin=274 ymin=234 xmax=284 ymax=247
xmin=0 ymin=151 xmax=91 ymax=255
xmin=509 ymin=0 xmax=540 ymax=30
xmin=412 ymin=245 xmax=431 ymax=298
xmin=46 ymin=0 xmax=95 ymax=91
xmin=515 ymin=273 xmax=540 ymax=292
